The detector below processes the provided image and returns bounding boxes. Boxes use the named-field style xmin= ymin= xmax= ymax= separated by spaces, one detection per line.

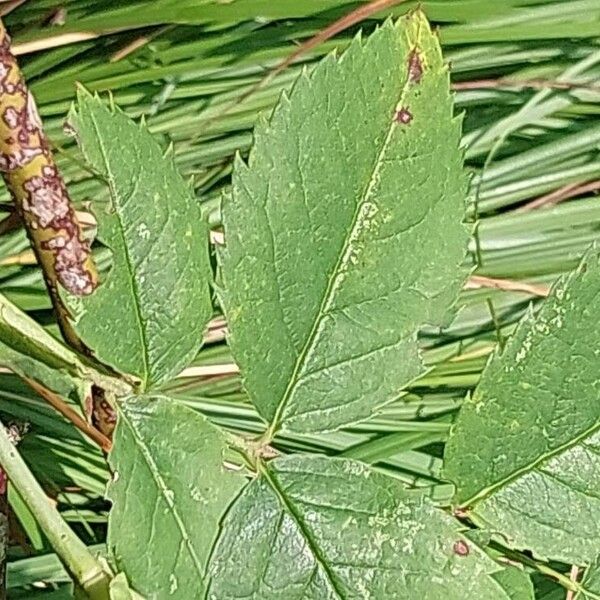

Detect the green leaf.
xmin=445 ymin=248 xmax=600 ymax=563
xmin=8 ymin=485 xmax=46 ymax=552
xmin=533 ymin=576 xmax=565 ymax=600
xmin=0 ymin=292 xmax=128 ymax=405
xmin=493 ymin=567 xmax=534 ymax=600
xmin=219 ymin=12 xmax=469 ymax=435
xmin=207 ymin=455 xmax=510 ymax=599
xmin=577 ymin=554 xmax=600 ymax=599
xmin=66 ymin=91 xmax=213 ymax=390
xmin=107 ymin=395 xmax=247 ymax=599
xmin=109 ymin=573 xmax=145 ymax=600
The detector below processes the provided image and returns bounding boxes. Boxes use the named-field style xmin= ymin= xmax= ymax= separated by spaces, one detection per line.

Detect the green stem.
xmin=497 ymin=546 xmax=583 ymax=595
xmin=0 ymin=418 xmax=110 ymax=598
xmin=485 ymin=297 xmax=505 ymax=351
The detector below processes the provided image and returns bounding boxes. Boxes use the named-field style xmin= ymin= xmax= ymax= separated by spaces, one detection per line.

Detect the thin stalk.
xmin=486 ymin=297 xmax=505 ymax=350
xmin=22 ymin=377 xmax=112 ymax=453
xmin=0 ymin=417 xmax=110 ymax=598
xmin=494 ymin=546 xmax=584 ymax=595
xmin=198 ymin=0 xmax=406 ymax=135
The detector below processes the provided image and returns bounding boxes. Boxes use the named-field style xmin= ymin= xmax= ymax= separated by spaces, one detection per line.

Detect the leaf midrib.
xmin=118 ymin=409 xmax=205 ymax=582
xmin=463 ymin=417 xmax=600 ymax=508
xmin=268 ymin=61 xmax=413 ymax=434
xmin=261 ymin=464 xmax=345 ymax=599
xmin=88 ymin=110 xmax=150 ymax=389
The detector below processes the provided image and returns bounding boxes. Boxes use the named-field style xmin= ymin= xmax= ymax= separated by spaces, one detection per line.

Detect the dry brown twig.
xmin=565 ymin=565 xmax=580 ymax=600
xmin=518 ymin=179 xmax=600 ymax=212
xmin=452 ymin=77 xmax=600 ymax=93
xmin=22 ymin=377 xmax=112 ymax=453
xmin=196 ymin=0 xmax=406 ymax=135
xmin=466 ymin=275 xmax=550 ymax=298
xmin=110 ymin=25 xmax=174 ymax=62
xmin=0 ymin=0 xmax=28 ymax=18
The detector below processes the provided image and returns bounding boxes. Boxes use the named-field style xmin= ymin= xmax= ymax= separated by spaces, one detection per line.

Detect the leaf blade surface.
xmin=107 ymin=395 xmax=247 ymax=599
xmin=445 ymin=249 xmax=600 ymax=563
xmin=67 ymin=92 xmax=213 ymax=389
xmin=208 ymin=455 xmax=510 ymax=599
xmin=220 ymin=13 xmax=469 ymax=434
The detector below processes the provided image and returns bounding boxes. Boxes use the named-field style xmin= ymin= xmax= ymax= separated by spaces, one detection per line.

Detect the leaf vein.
xmin=268 ymin=70 xmax=414 ymax=434
xmin=119 ymin=410 xmax=205 ymax=582
xmin=262 ymin=464 xmax=346 ymax=599
xmin=87 ymin=109 xmax=151 ymax=388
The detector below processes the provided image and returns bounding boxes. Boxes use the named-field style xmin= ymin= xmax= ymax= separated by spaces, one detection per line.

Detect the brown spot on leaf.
xmin=48 ymin=8 xmax=67 ymax=26
xmin=394 ymin=107 xmax=413 ymax=125
xmin=62 ymin=121 xmax=77 ymax=138
xmin=453 ymin=540 xmax=470 ymax=556
xmin=408 ymin=49 xmax=423 ymax=84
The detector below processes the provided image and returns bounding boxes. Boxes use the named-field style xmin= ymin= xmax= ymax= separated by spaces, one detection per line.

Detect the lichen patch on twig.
xmin=0 ymin=22 xmax=97 ymax=298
